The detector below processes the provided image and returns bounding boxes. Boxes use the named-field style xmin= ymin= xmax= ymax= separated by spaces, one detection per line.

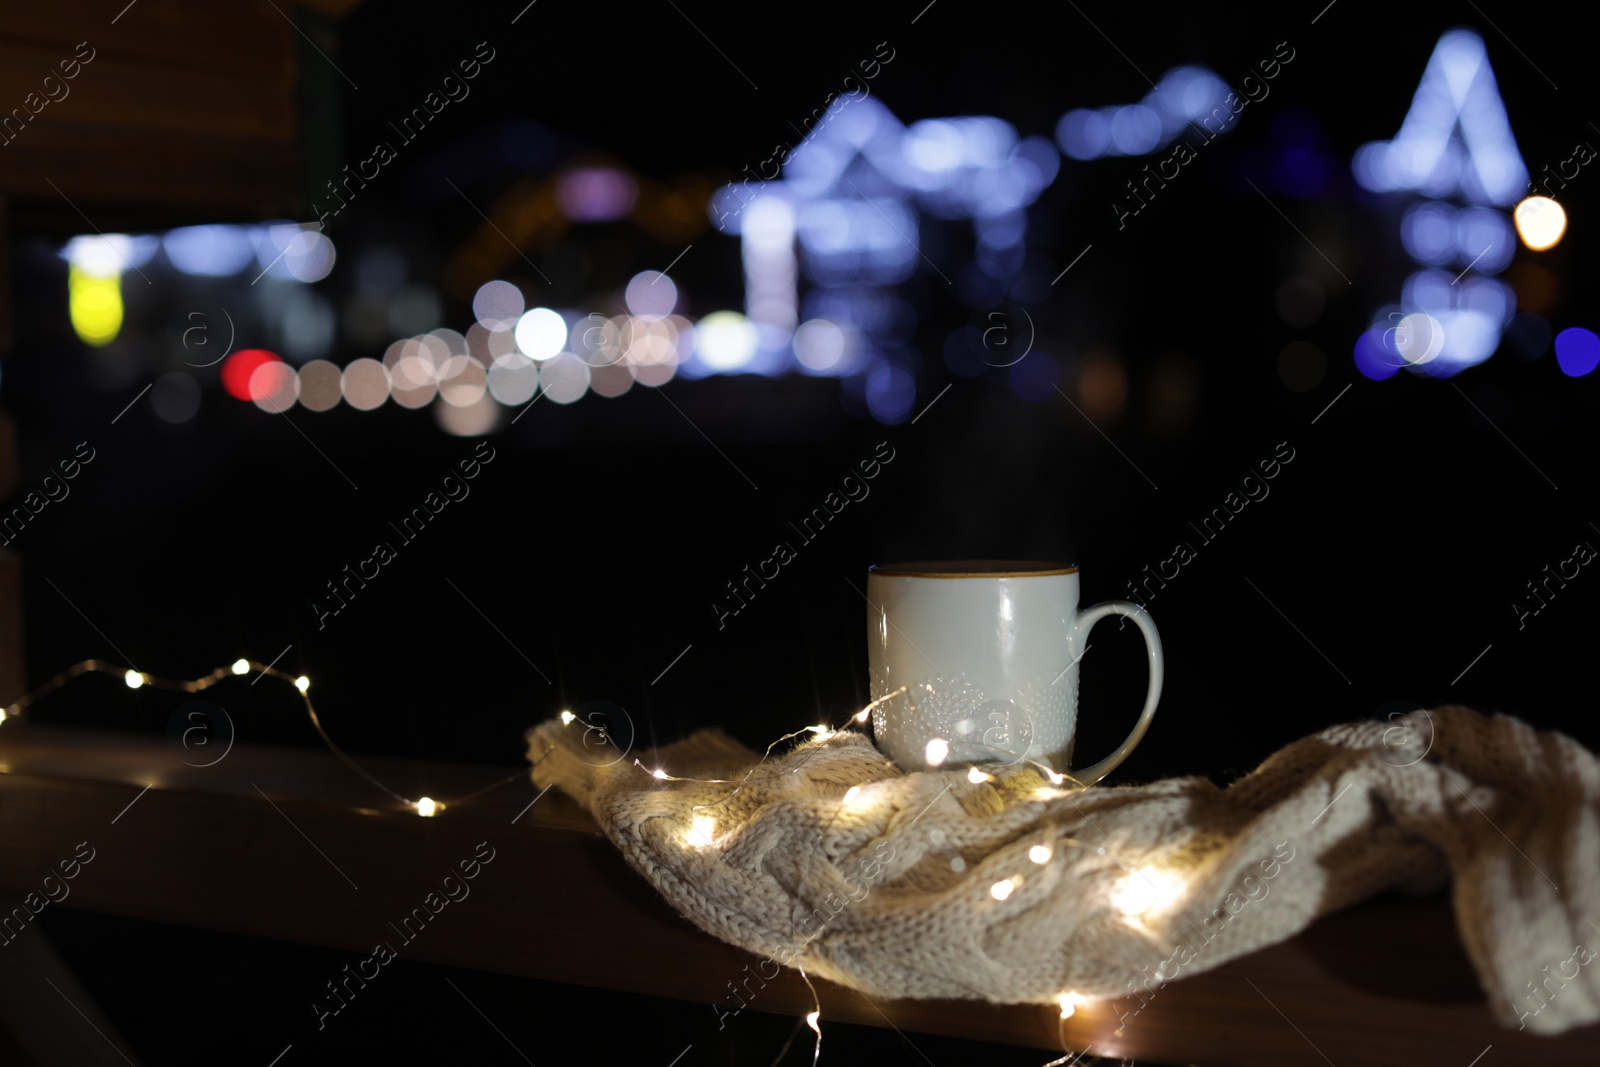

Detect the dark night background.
xmin=3 ymin=0 xmax=1597 ymax=1062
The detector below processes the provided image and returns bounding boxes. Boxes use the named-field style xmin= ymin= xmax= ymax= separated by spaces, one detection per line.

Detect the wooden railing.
xmin=0 ymin=722 xmax=1595 ymax=1066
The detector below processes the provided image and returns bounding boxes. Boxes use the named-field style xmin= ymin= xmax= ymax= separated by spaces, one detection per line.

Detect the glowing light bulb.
xmin=1046 ymin=769 xmax=1065 ymax=785
xmin=925 ymin=738 xmax=949 ymax=766
xmin=1110 ymin=865 xmax=1186 ymax=917
xmin=687 ymin=813 xmax=716 ymax=847
xmin=805 ymin=1010 xmax=821 ymax=1034
xmin=1059 ymin=992 xmax=1082 ymax=1018
xmin=294 ymin=676 xmax=310 ymax=693
xmin=842 ymin=785 xmax=862 ymax=805
xmin=1514 ymin=196 xmax=1567 ymax=251
xmin=1029 ymin=844 xmax=1052 ymax=865
xmin=990 ymin=878 xmax=1016 ymax=900
xmin=967 ymin=767 xmax=989 ymax=784
xmin=124 ymin=670 xmax=144 ymax=689
xmin=854 ymin=707 xmax=872 ymax=722
xmin=808 ymin=724 xmax=832 ymax=736
xmin=652 ymin=768 xmax=669 ymax=780
xmin=231 ymin=659 xmax=249 ymax=675
xmin=560 ymin=710 xmax=576 ymax=725
xmin=0 ymin=708 xmax=8 ymax=724
xmin=416 ymin=797 xmax=438 ymax=817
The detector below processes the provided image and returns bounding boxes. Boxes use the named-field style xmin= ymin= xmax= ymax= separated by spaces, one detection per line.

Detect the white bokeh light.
xmin=434 ymin=391 xmax=502 ymax=436
xmin=793 ymin=318 xmax=847 ymax=372
xmin=341 ymin=358 xmax=391 ymax=410
xmin=1394 ymin=312 xmax=1445 ymax=365
xmin=625 ymin=271 xmax=678 ymax=317
xmin=438 ymin=355 xmax=487 ymax=407
xmin=260 ymin=225 xmax=336 ymax=283
xmin=537 ymin=351 xmax=590 ymax=404
xmin=693 ymin=311 xmax=758 ymax=371
xmin=1514 ymin=196 xmax=1566 ymax=251
xmin=250 ymin=360 xmax=300 ymax=413
xmin=473 ymin=279 xmax=526 ymax=330
xmin=487 ymin=352 xmax=540 ymax=405
xmin=515 ymin=307 xmax=568 ymax=361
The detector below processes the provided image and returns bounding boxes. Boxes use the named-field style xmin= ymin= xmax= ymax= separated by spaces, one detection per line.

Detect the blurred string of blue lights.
xmin=1056 ymin=66 xmax=1232 ymax=160
xmin=1351 ymin=28 xmax=1589 ymax=381
xmin=47 ymin=34 xmax=1595 ymax=438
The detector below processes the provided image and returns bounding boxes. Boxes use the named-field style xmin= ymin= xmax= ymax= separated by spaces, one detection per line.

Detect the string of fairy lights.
xmin=2 ymin=663 xmax=1168 ymax=1064
xmin=0 ymin=658 xmax=528 ymax=815
xmin=615 ymin=685 xmax=1163 ymax=1065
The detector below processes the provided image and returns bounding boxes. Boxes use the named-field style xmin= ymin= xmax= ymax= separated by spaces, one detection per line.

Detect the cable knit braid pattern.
xmin=525 ymin=706 xmax=1600 ymax=1035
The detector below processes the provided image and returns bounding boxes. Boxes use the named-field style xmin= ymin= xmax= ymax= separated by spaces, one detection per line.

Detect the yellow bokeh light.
xmin=294 ymin=676 xmax=310 ymax=693
xmin=1110 ymin=865 xmax=1186 ymax=917
xmin=69 ymin=265 xmax=122 ymax=347
xmin=1076 ymin=352 xmax=1128 ymax=422
xmin=925 ymin=738 xmax=949 ymax=766
xmin=123 ymin=670 xmax=144 ymax=689
xmin=990 ymin=878 xmax=1016 ymax=900
xmin=1059 ymin=992 xmax=1083 ymax=1018
xmin=231 ymin=659 xmax=250 ymax=675
xmin=1029 ymin=844 xmax=1052 ymax=865
xmin=687 ymin=814 xmax=715 ymax=847
xmin=416 ymin=797 xmax=438 ymax=817
xmin=1514 ymin=196 xmax=1567 ymax=251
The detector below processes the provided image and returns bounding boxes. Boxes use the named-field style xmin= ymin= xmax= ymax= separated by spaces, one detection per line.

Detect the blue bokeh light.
xmin=1108 ymin=105 xmax=1163 ymax=155
xmin=1454 ymin=207 xmax=1515 ymax=274
xmin=1055 ymin=65 xmax=1227 ymax=159
xmin=943 ymin=327 xmax=988 ymax=378
xmin=1354 ymin=327 xmax=1403 ymax=381
xmin=1400 ymin=203 xmax=1458 ymax=265
xmin=1009 ymin=352 xmax=1059 ymax=401
xmin=1056 ymin=109 xmax=1109 ymax=160
xmin=163 ymin=225 xmax=258 ymax=276
xmin=866 ymin=365 xmax=917 ymax=423
xmin=1555 ymin=327 xmax=1600 ymax=377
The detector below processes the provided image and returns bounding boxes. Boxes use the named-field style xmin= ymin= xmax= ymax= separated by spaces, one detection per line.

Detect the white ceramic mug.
xmin=866 ymin=560 xmax=1163 ymax=784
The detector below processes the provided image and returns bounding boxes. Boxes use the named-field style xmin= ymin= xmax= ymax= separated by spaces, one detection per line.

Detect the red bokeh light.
xmin=221 ymin=349 xmax=284 ymax=401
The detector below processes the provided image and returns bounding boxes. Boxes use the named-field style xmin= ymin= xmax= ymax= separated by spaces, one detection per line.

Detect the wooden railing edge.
xmin=0 ymin=723 xmax=1594 ymax=1066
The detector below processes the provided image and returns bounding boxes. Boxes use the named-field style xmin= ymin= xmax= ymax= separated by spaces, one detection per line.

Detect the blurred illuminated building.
xmin=709 ymin=94 xmax=1063 ymax=421
xmin=1350 ymin=28 xmax=1532 ymax=379
xmin=703 ymin=66 xmax=1255 ymax=421
xmin=62 ymin=37 xmax=1593 ymax=441
xmin=704 ymin=93 xmax=1075 ymax=422
xmin=52 ymin=95 xmax=1072 ymax=429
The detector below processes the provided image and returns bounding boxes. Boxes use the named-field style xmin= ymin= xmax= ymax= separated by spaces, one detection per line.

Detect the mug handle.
xmin=1064 ymin=600 xmax=1163 ymax=786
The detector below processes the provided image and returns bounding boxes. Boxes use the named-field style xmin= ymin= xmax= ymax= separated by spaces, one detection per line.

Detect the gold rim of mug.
xmin=868 ymin=560 xmax=1079 ymax=578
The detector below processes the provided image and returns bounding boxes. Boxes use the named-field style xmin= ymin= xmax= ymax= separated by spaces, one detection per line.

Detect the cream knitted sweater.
xmin=526 ymin=706 xmax=1600 ymax=1035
